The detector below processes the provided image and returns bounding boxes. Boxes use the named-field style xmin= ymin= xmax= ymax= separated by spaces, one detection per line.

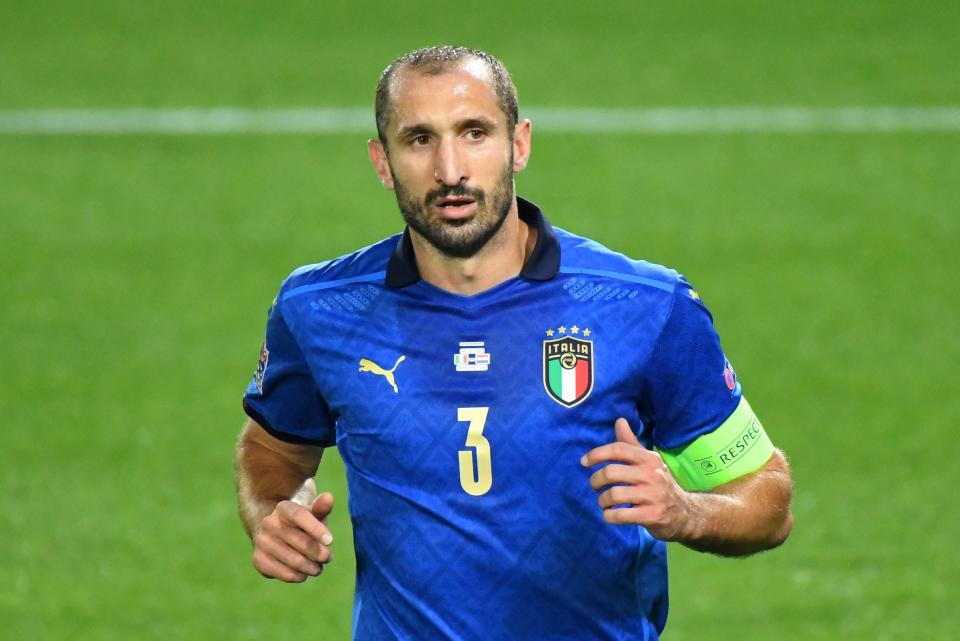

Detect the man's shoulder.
xmin=276 ymin=234 xmax=401 ymax=303
xmin=554 ymin=227 xmax=680 ymax=295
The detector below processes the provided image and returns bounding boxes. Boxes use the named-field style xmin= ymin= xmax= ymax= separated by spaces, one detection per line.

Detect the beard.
xmin=392 ymin=160 xmax=515 ymax=260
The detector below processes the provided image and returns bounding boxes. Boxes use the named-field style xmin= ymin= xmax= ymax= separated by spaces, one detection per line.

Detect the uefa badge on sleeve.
xmin=542 ymin=325 xmax=594 ymax=407
xmin=723 ymin=357 xmax=738 ymax=394
xmin=254 ymin=340 xmax=269 ymax=393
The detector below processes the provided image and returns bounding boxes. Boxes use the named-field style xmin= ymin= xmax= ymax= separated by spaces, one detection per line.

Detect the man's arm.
xmin=583 ymin=418 xmax=793 ymax=557
xmin=235 ymin=418 xmax=336 ymax=581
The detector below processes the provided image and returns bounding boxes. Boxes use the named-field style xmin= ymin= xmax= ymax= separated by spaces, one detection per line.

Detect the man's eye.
xmin=412 ymin=135 xmax=430 ymax=146
xmin=467 ymin=129 xmax=485 ymax=140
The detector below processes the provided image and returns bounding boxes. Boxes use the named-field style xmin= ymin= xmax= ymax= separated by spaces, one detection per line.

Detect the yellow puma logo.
xmin=358 ymin=355 xmax=406 ymax=393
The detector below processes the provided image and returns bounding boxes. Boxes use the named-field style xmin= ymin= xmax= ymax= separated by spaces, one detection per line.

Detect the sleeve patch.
xmin=254 ymin=339 xmax=269 ymax=393
xmin=723 ymin=357 xmax=739 ymax=393
xmin=657 ymin=397 xmax=774 ymax=491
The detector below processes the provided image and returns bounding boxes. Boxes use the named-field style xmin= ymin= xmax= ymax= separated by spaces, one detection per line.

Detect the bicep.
xmin=678 ymin=448 xmax=794 ymax=554
xmin=709 ymin=448 xmax=793 ymax=506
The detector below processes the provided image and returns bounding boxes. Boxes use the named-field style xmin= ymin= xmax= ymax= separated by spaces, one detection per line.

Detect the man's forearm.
xmin=678 ymin=450 xmax=794 ymax=557
xmin=234 ymin=421 xmax=323 ymax=540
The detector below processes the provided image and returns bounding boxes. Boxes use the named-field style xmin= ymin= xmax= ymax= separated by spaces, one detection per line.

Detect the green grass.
xmin=2 ymin=2 xmax=959 ymax=639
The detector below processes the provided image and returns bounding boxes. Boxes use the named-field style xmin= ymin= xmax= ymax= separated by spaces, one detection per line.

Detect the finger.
xmin=258 ymin=534 xmax=323 ymax=576
xmin=615 ymin=418 xmax=642 ymax=446
xmin=602 ymin=506 xmax=648 ymax=526
xmin=581 ymin=441 xmax=651 ymax=468
xmin=597 ymin=485 xmax=646 ymax=510
xmin=290 ymin=477 xmax=318 ymax=507
xmin=277 ymin=501 xmax=333 ymax=545
xmin=252 ymin=548 xmax=310 ymax=583
xmin=282 ymin=526 xmax=332 ymax=563
xmin=310 ymin=491 xmax=335 ymax=522
xmin=588 ymin=463 xmax=646 ymax=491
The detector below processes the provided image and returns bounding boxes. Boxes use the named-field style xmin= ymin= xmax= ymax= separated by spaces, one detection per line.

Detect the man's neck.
xmin=409 ymin=199 xmax=537 ymax=296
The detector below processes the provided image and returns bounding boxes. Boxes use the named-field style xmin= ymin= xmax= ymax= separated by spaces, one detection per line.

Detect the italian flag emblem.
xmin=543 ymin=335 xmax=594 ymax=407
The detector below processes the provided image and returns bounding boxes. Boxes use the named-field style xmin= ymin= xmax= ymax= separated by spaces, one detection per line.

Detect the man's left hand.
xmin=581 ymin=418 xmax=696 ymax=542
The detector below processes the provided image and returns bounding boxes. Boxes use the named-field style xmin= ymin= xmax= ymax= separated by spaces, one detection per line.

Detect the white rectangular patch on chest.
xmin=454 ymin=341 xmax=491 ymax=372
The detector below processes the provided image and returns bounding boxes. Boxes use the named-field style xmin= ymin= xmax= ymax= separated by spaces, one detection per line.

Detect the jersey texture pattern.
xmin=244 ymin=198 xmax=743 ymax=641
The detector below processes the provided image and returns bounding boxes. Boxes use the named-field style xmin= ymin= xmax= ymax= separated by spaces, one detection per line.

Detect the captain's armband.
xmin=657 ymin=397 xmax=774 ymax=491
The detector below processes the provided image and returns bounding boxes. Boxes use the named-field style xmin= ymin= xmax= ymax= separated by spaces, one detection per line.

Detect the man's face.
xmin=371 ymin=61 xmax=521 ymax=259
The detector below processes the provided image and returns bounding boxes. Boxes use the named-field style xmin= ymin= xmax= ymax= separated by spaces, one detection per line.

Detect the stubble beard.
xmin=392 ymin=159 xmax=515 ymax=260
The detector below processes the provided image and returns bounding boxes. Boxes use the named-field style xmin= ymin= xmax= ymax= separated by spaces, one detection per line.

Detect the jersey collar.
xmin=385 ymin=196 xmax=561 ymax=289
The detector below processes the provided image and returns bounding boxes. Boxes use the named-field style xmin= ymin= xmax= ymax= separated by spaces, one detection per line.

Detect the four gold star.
xmin=545 ymin=326 xmax=592 ymax=336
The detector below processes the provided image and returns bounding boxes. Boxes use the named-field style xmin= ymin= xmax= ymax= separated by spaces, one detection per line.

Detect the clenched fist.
xmin=581 ymin=418 xmax=695 ymax=542
xmin=252 ymin=478 xmax=336 ymax=583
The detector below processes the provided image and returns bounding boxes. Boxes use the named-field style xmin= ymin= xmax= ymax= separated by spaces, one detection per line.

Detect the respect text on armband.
xmin=696 ymin=417 xmax=764 ymax=475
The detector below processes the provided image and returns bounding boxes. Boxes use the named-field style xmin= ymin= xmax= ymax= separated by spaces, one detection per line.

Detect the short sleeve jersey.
xmin=243 ymin=198 xmax=744 ymax=641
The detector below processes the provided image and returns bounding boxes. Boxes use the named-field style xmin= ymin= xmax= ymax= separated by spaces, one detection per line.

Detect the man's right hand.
xmin=252 ymin=478 xmax=335 ymax=583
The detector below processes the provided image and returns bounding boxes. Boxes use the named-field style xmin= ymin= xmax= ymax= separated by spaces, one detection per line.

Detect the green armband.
xmin=657 ymin=397 xmax=774 ymax=491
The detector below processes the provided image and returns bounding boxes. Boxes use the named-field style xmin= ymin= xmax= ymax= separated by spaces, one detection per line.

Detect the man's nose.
xmin=433 ymin=137 xmax=468 ymax=186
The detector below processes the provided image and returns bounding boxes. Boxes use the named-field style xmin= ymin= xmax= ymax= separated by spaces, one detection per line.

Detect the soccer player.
xmin=235 ymin=46 xmax=793 ymax=640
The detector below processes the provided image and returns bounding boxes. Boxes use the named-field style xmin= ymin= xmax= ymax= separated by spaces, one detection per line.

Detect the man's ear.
xmin=512 ymin=119 xmax=532 ymax=173
xmin=368 ymin=139 xmax=395 ymax=190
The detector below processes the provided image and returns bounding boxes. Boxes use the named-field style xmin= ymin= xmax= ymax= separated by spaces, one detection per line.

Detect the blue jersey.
xmin=243 ymin=198 xmax=743 ymax=641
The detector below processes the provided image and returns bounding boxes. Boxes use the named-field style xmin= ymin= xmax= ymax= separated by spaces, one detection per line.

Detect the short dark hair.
xmin=374 ymin=45 xmax=519 ymax=147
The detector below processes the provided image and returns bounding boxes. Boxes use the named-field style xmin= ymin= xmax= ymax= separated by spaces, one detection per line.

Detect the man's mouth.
xmin=432 ymin=196 xmax=479 ymax=219
xmin=436 ymin=196 xmax=477 ymax=209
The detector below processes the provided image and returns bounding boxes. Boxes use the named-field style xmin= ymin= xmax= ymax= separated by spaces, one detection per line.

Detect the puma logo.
xmin=358 ymin=355 xmax=406 ymax=393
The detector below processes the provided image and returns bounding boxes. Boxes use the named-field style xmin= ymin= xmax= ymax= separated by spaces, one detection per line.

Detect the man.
xmin=235 ymin=46 xmax=793 ymax=640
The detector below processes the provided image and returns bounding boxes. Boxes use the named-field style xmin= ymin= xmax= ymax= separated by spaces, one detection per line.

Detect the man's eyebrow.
xmin=395 ymin=123 xmax=434 ymax=140
xmin=458 ymin=117 xmax=498 ymax=132
xmin=395 ymin=117 xmax=499 ymax=141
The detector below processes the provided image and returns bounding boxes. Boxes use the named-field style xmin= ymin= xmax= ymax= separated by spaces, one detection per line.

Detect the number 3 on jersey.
xmin=457 ymin=407 xmax=492 ymax=496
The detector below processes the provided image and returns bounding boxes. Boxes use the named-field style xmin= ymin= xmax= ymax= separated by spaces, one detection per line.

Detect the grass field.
xmin=2 ymin=2 xmax=959 ymax=640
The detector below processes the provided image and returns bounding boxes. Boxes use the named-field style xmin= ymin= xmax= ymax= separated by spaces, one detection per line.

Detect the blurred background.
xmin=2 ymin=1 xmax=958 ymax=639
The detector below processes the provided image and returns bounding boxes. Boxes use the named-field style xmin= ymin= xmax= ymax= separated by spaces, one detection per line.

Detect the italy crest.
xmin=543 ymin=334 xmax=594 ymax=407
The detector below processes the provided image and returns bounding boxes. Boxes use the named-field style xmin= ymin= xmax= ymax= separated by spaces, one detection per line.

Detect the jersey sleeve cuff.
xmin=656 ymin=396 xmax=774 ymax=491
xmin=242 ymin=398 xmax=331 ymax=447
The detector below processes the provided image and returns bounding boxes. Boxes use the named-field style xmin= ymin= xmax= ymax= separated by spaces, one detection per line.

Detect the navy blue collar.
xmin=384 ymin=196 xmax=561 ymax=289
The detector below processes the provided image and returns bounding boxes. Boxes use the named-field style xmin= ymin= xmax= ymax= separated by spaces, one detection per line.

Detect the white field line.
xmin=1 ymin=107 xmax=960 ymax=134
